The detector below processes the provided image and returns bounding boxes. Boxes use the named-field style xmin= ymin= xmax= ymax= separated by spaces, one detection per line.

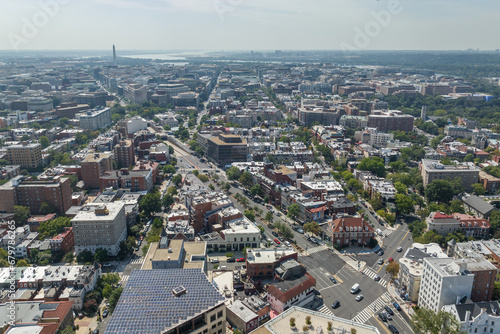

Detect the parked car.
xmin=332 ymin=300 xmax=340 ymax=309
xmin=297 ymin=229 xmax=304 ymax=234
xmin=388 ymin=257 xmax=394 ymax=262
xmin=274 ymin=239 xmax=280 ymax=245
xmin=330 ymin=276 xmax=337 ymax=284
xmin=384 ymin=306 xmax=394 ymax=315
xmin=236 ymin=257 xmax=245 ymax=262
xmin=285 ymin=241 xmax=291 ymax=247
xmin=210 ymin=258 xmax=219 ymax=264
xmin=378 ymin=313 xmax=387 ymax=322
xmin=278 ymin=237 xmax=284 ymax=242
xmin=102 ymin=309 xmax=109 ymax=318
xmin=93 ymin=329 xmax=99 ymax=334
xmin=227 ymin=257 xmax=235 ymax=262
xmin=388 ymin=325 xmax=399 ymax=334
xmin=272 ymin=231 xmax=278 ymax=237
xmin=378 ymin=250 xmax=384 ymax=256
xmin=393 ymin=302 xmax=402 ymax=311
xmin=355 ymin=295 xmax=364 ymax=301
xmin=385 ymin=311 xmax=392 ymax=320
xmin=78 ymin=313 xmax=84 ymax=319
xmin=378 ymin=259 xmax=384 ymax=265
xmin=396 ymin=246 xmax=403 ymax=252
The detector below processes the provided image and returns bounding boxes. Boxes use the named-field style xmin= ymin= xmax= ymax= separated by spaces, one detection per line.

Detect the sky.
xmin=0 ymin=0 xmax=499 ymax=52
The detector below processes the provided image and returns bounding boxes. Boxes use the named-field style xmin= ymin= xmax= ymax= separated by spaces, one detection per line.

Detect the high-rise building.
xmin=77 ymin=107 xmax=112 ymax=130
xmin=124 ymin=84 xmax=147 ymax=105
xmin=114 ymin=140 xmax=135 ymax=168
xmin=81 ymin=152 xmax=114 ymax=189
xmin=7 ymin=142 xmax=42 ymax=168
xmin=113 ymin=44 xmax=117 ymax=66
xmin=421 ymin=159 xmax=480 ymax=191
xmin=72 ymin=202 xmax=127 ymax=256
xmin=421 ymin=105 xmax=427 ymax=120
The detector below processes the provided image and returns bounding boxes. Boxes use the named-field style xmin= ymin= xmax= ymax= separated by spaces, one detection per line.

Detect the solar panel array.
xmin=105 ymin=269 xmax=225 ymax=334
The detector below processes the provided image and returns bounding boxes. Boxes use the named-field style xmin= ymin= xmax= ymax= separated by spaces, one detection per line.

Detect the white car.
xmin=210 ymin=258 xmax=219 ymax=264
xmin=355 ymin=295 xmax=364 ymax=302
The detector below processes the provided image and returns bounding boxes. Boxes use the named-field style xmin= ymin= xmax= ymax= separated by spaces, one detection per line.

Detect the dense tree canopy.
xmin=357 ymin=157 xmax=386 ymax=177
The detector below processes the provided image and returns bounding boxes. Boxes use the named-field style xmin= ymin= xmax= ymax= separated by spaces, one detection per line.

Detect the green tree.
xmin=197 ymin=174 xmax=209 ymax=182
xmin=95 ymin=248 xmax=109 ymax=263
xmin=39 ymin=201 xmax=56 ymax=215
xmin=162 ymin=194 xmax=174 ymax=210
xmin=493 ymin=281 xmax=500 ymax=300
xmin=464 ymin=153 xmax=474 ymax=162
xmin=347 ymin=178 xmax=363 ymax=192
xmin=287 ymin=204 xmax=301 ymax=220
xmin=425 ymin=180 xmax=457 ymax=203
xmin=239 ymin=172 xmax=253 ymax=188
xmin=395 ymin=193 xmax=414 ymax=214
xmin=14 ymin=206 xmax=30 ymax=225
xmin=472 ymin=183 xmax=486 ymax=195
xmin=341 ymin=171 xmax=353 ymax=181
xmin=303 ymin=221 xmax=321 ymax=235
xmin=250 ymin=184 xmax=262 ymax=197
xmin=357 ymin=157 xmax=386 ymax=177
xmin=139 ymin=192 xmax=162 ymax=217
xmin=163 ymin=164 xmax=176 ymax=174
xmin=265 ymin=211 xmax=273 ymax=224
xmin=39 ymin=136 xmax=50 ymax=149
xmin=169 ymin=145 xmax=174 ymax=154
xmin=222 ymin=182 xmax=231 ymax=192
xmin=410 ymin=308 xmax=461 ymax=334
xmin=172 ymin=174 xmax=183 ymax=187
xmin=77 ymin=250 xmax=94 ymax=263
xmin=38 ymin=217 xmax=72 ymax=239
xmin=226 ymin=166 xmax=242 ymax=180
xmin=108 ymin=287 xmax=124 ymax=313
xmin=244 ymin=209 xmax=255 ymax=221
xmin=16 ymin=259 xmax=29 ymax=267
xmin=394 ymin=182 xmax=408 ymax=194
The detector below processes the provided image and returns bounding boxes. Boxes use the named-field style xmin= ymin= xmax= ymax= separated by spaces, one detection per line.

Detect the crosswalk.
xmin=363 ymin=267 xmax=389 ymax=286
xmin=380 ymin=229 xmax=394 ymax=237
xmin=351 ymin=292 xmax=392 ymax=324
xmin=130 ymin=257 xmax=145 ymax=265
xmin=317 ymin=304 xmax=335 ymax=317
xmin=119 ymin=274 xmax=129 ymax=285
xmin=306 ymin=245 xmax=329 ymax=254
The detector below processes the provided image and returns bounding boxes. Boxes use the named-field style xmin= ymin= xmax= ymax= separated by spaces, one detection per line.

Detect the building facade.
xmin=7 ymin=142 xmax=42 ymax=168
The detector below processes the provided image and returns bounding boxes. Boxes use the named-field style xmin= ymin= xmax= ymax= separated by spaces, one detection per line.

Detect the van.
xmin=350 ymin=283 xmax=360 ymax=294
xmin=376 ymin=229 xmax=383 ymax=236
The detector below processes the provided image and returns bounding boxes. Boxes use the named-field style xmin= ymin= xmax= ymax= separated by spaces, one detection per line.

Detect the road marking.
xmin=374 ymin=317 xmax=392 ymax=334
xmin=377 ymin=230 xmax=410 ymax=274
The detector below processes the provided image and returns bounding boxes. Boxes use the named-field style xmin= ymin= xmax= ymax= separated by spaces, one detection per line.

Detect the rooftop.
xmin=71 ymin=202 xmax=125 ymax=222
xmin=104 ymin=269 xmax=225 ymax=334
xmin=246 ymin=248 xmax=296 ymax=264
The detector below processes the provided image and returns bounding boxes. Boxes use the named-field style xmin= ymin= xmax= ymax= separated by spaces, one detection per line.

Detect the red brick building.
xmin=452 ymin=213 xmax=491 ymax=239
xmin=114 ymin=139 xmax=135 ymax=168
xmin=81 ymin=152 xmax=114 ymax=189
xmin=50 ymin=227 xmax=74 ymax=253
xmin=15 ymin=176 xmax=72 ymax=215
xmin=328 ymin=216 xmax=375 ymax=246
xmin=27 ymin=213 xmax=57 ymax=232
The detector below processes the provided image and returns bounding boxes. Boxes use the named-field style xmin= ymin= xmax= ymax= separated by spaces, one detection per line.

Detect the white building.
xmin=77 ymin=107 xmax=112 ymax=130
xmin=126 ymin=116 xmax=148 ymax=134
xmin=426 ymin=212 xmax=461 ymax=235
xmin=443 ymin=300 xmax=500 ymax=334
xmin=124 ymin=84 xmax=147 ymax=105
xmin=27 ymin=98 xmax=53 ymax=112
xmin=398 ymin=248 xmax=432 ymax=303
xmin=222 ymin=217 xmax=261 ymax=251
xmin=354 ymin=128 xmax=394 ymax=147
xmin=72 ymin=202 xmax=127 ymax=256
xmin=418 ymin=258 xmax=474 ymax=312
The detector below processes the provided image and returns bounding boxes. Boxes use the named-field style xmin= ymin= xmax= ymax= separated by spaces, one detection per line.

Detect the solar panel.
xmin=104 ymin=269 xmax=225 ymax=334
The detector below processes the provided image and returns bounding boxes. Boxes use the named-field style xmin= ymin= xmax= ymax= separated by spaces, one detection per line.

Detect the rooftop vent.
xmin=172 ymin=285 xmax=187 ymax=297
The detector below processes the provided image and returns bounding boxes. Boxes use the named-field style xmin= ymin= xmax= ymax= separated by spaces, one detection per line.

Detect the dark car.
xmin=384 ymin=306 xmax=394 ymax=315
xmin=93 ymin=330 xmax=99 ymax=334
xmin=388 ymin=325 xmax=399 ymax=334
xmin=378 ymin=313 xmax=387 ymax=322
xmin=378 ymin=250 xmax=384 ymax=256
xmin=227 ymin=257 xmax=235 ymax=263
xmin=236 ymin=257 xmax=245 ymax=262
xmin=272 ymin=231 xmax=278 ymax=237
xmin=374 ymin=275 xmax=381 ymax=281
xmin=330 ymin=276 xmax=337 ymax=284
xmin=102 ymin=309 xmax=109 ymax=318
xmin=332 ymin=300 xmax=340 ymax=309
xmin=393 ymin=302 xmax=402 ymax=311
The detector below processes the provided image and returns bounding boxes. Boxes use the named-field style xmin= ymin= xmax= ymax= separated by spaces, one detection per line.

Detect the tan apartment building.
xmin=207 ymin=134 xmax=248 ymax=167
xmin=72 ymin=202 xmax=127 ymax=256
xmin=7 ymin=142 xmax=42 ymax=168
xmin=421 ymin=159 xmax=479 ymax=191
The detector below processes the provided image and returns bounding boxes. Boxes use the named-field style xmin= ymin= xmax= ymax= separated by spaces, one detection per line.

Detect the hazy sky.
xmin=1 ymin=0 xmax=499 ymax=52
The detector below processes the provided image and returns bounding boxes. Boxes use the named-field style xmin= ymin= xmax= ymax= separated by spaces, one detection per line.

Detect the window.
xmin=210 ymin=315 xmax=216 ymax=322
xmin=218 ymin=321 xmax=222 ymax=326
xmin=217 ymin=311 xmax=223 ymax=318
xmin=212 ymin=324 xmax=216 ymax=330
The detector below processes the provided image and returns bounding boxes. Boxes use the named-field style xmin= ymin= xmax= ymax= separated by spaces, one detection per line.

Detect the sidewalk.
xmin=387 ymin=282 xmax=415 ymax=318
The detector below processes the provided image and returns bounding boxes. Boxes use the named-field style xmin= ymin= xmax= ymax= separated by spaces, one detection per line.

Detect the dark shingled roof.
xmin=454 ymin=299 xmax=500 ymax=321
xmin=460 ymin=194 xmax=494 ymax=215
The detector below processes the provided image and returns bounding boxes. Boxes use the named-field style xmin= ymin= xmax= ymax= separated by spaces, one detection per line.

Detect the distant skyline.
xmin=1 ymin=0 xmax=499 ymax=51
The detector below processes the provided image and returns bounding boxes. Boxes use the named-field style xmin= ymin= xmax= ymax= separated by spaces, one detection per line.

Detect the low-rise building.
xmin=421 ymin=159 xmax=480 ymax=191
xmin=266 ymin=272 xmax=316 ymax=314
xmin=246 ymin=248 xmax=298 ymax=278
xmin=328 ymin=216 xmax=375 ymax=247
xmin=444 ymin=299 xmax=500 ymax=334
xmin=426 ymin=212 xmax=460 ymax=235
xmin=458 ymin=193 xmax=495 ymax=218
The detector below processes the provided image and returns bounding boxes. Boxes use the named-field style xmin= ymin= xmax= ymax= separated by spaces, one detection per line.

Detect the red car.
xmin=139 ymin=235 xmax=144 ymax=241
xmin=236 ymin=257 xmax=245 ymax=262
xmin=274 ymin=238 xmax=280 ymax=244
xmin=388 ymin=257 xmax=394 ymax=262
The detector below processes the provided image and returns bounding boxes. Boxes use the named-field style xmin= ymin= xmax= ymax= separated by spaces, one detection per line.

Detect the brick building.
xmin=328 ymin=216 xmax=375 ymax=246
xmin=367 ymin=110 xmax=414 ymax=132
xmin=81 ymin=152 xmax=114 ymax=189
xmin=114 ymin=140 xmax=135 ymax=168
xmin=246 ymin=248 xmax=298 ymax=278
xmin=50 ymin=227 xmax=74 ymax=253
